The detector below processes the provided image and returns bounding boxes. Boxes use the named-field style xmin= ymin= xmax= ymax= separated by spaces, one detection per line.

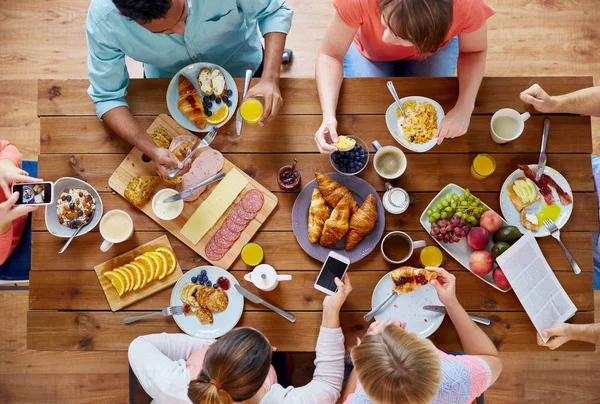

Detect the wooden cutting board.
xmin=108 ymin=114 xmax=278 ymax=269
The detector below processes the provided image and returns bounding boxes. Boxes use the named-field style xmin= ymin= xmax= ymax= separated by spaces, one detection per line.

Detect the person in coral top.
xmin=314 ymin=0 xmax=494 ymax=151
xmin=0 ymin=140 xmax=42 ymax=265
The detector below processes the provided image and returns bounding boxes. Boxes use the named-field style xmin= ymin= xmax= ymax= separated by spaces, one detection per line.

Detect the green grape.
xmin=451 ymin=202 xmax=457 ymax=209
xmin=441 ymin=212 xmax=448 ymax=219
xmin=475 ymin=213 xmax=481 ymax=219
xmin=433 ymin=207 xmax=439 ymax=213
xmin=436 ymin=203 xmax=443 ymax=210
xmin=432 ymin=212 xmax=441 ymax=220
xmin=441 ymin=200 xmax=449 ymax=208
xmin=469 ymin=215 xmax=476 ymax=222
xmin=461 ymin=201 xmax=468 ymax=206
xmin=459 ymin=195 xmax=466 ymax=202
xmin=426 ymin=209 xmax=433 ymax=216
xmin=451 ymin=193 xmax=459 ymax=199
xmin=444 ymin=206 xmax=453 ymax=213
xmin=455 ymin=212 xmax=463 ymax=219
xmin=429 ymin=216 xmax=436 ymax=223
xmin=471 ymin=218 xmax=478 ymax=226
xmin=464 ymin=189 xmax=471 ymax=197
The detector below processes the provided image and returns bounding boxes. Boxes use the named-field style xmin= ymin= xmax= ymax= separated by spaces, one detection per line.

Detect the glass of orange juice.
xmin=470 ymin=154 xmax=496 ymax=180
xmin=420 ymin=246 xmax=443 ymax=268
xmin=239 ymin=97 xmax=264 ymax=125
xmin=241 ymin=243 xmax=264 ymax=266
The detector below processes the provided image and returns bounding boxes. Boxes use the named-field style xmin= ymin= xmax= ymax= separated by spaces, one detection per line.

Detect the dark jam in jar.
xmin=277 ymin=165 xmax=301 ymax=191
xmin=217 ymin=276 xmax=231 ymax=290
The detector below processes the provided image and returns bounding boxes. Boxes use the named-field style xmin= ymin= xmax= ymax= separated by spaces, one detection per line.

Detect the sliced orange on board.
xmin=104 ymin=271 xmax=126 ymax=296
xmin=156 ymin=247 xmax=177 ymax=275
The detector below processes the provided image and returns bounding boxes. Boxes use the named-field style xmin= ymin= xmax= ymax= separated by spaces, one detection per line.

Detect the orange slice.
xmin=130 ymin=261 xmax=151 ymax=287
xmin=155 ymin=247 xmax=177 ymax=276
xmin=104 ymin=271 xmax=125 ymax=296
xmin=113 ymin=267 xmax=131 ymax=292
xmin=146 ymin=251 xmax=167 ymax=280
xmin=118 ymin=265 xmax=136 ymax=292
xmin=206 ymin=104 xmax=229 ymax=125
xmin=135 ymin=255 xmax=156 ymax=281
xmin=124 ymin=263 xmax=143 ymax=290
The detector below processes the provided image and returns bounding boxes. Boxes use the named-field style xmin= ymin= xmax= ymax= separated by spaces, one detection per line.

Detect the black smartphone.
xmin=12 ymin=182 xmax=54 ymax=205
xmin=314 ymin=251 xmax=350 ymax=295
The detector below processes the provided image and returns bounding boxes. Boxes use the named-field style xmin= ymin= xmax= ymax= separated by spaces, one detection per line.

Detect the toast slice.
xmin=198 ymin=67 xmax=213 ymax=95
xmin=508 ymin=180 xmax=540 ymax=212
xmin=520 ymin=210 xmax=539 ymax=231
xmin=211 ymin=69 xmax=227 ymax=98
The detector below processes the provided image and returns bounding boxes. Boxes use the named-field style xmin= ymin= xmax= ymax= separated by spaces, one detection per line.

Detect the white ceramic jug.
xmin=244 ymin=264 xmax=292 ymax=292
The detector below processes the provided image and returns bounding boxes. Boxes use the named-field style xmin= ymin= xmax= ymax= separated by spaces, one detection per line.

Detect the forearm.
xmin=570 ymin=323 xmax=600 ymax=345
xmin=446 ymin=300 xmax=499 ymax=357
xmin=553 ymin=87 xmax=600 ymax=116
xmin=455 ymin=50 xmax=487 ymax=111
xmin=102 ymin=107 xmax=157 ymax=157
xmin=262 ymin=32 xmax=286 ymax=82
xmin=316 ymin=53 xmax=344 ymax=120
xmin=322 ymin=307 xmax=340 ymax=329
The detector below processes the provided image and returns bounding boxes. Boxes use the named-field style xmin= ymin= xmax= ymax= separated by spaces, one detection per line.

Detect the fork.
xmin=123 ymin=306 xmax=184 ymax=324
xmin=168 ymin=126 xmax=218 ymax=178
xmin=544 ymin=218 xmax=581 ymax=274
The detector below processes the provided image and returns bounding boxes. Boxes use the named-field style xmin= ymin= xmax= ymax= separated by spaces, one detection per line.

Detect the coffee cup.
xmin=381 ymin=231 xmax=426 ymax=264
xmin=99 ymin=209 xmax=134 ymax=252
xmin=490 ymin=109 xmax=531 ymax=144
xmin=382 ymin=182 xmax=410 ymax=215
xmin=244 ymin=264 xmax=292 ymax=292
xmin=372 ymin=140 xmax=407 ymax=180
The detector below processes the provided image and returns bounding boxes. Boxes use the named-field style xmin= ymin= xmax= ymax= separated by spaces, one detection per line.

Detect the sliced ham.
xmin=176 ymin=149 xmax=224 ymax=202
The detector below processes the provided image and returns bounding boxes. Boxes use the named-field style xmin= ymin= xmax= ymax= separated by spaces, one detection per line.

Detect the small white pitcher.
xmin=244 ymin=264 xmax=292 ymax=292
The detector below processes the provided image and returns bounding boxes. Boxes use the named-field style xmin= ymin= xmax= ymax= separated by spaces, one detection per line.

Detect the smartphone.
xmin=12 ymin=182 xmax=54 ymax=206
xmin=314 ymin=251 xmax=350 ymax=295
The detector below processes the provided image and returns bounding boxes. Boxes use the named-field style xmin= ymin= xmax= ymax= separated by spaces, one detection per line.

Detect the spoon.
xmin=386 ymin=81 xmax=406 ymax=121
xmin=58 ymin=207 xmax=96 ymax=254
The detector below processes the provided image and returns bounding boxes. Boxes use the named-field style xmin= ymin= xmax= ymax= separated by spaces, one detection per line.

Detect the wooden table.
xmin=29 ymin=77 xmax=597 ymax=353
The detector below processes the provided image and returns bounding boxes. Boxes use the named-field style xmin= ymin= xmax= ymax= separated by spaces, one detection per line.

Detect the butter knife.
xmin=535 ymin=118 xmax=550 ymax=181
xmin=161 ymin=171 xmax=225 ymax=203
xmin=423 ymin=305 xmax=491 ymax=326
xmin=235 ymin=284 xmax=296 ymax=323
xmin=236 ymin=69 xmax=253 ymax=137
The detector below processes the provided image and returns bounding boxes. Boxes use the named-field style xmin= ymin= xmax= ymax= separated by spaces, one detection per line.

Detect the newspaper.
xmin=496 ymin=231 xmax=577 ymax=343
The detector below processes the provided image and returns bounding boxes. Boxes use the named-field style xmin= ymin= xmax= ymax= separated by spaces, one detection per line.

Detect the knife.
xmin=364 ymin=292 xmax=397 ymax=322
xmin=168 ymin=126 xmax=218 ymax=179
xmin=236 ymin=69 xmax=253 ymax=137
xmin=235 ymin=284 xmax=296 ymax=323
xmin=535 ymin=118 xmax=550 ymax=181
xmin=423 ymin=305 xmax=491 ymax=326
xmin=161 ymin=171 xmax=226 ymax=204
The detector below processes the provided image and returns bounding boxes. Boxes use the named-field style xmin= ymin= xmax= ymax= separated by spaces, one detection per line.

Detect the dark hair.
xmin=188 ymin=328 xmax=272 ymax=404
xmin=112 ymin=0 xmax=173 ymax=24
xmin=379 ymin=0 xmax=453 ymax=55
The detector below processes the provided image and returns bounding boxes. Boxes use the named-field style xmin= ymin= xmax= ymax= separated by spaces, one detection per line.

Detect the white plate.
xmin=372 ymin=272 xmax=444 ymax=338
xmin=500 ymin=165 xmax=573 ymax=238
xmin=385 ymin=97 xmax=444 ymax=153
xmin=170 ymin=266 xmax=244 ymax=339
xmin=166 ymin=62 xmax=239 ymax=133
xmin=419 ymin=184 xmax=511 ymax=292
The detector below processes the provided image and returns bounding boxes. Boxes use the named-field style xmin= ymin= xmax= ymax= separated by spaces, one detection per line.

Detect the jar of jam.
xmin=277 ymin=161 xmax=301 ymax=191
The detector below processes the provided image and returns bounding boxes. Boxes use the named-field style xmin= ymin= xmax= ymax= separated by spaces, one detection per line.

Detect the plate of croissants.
xmin=167 ymin=62 xmax=238 ymax=132
xmin=291 ymin=172 xmax=385 ymax=263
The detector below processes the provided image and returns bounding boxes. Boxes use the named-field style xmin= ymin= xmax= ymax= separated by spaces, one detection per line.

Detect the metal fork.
xmin=123 ymin=306 xmax=184 ymax=324
xmin=168 ymin=126 xmax=218 ymax=178
xmin=544 ymin=218 xmax=581 ymax=274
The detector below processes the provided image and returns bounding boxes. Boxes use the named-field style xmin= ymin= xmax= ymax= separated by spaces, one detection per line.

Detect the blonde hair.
xmin=188 ymin=327 xmax=272 ymax=404
xmin=351 ymin=324 xmax=442 ymax=404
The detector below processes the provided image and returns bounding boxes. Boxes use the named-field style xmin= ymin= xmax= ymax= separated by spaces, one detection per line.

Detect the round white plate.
xmin=385 ymin=97 xmax=444 ymax=153
xmin=500 ymin=165 xmax=573 ymax=237
xmin=166 ymin=62 xmax=238 ymax=133
xmin=170 ymin=266 xmax=244 ymax=339
xmin=372 ymin=272 xmax=445 ymax=338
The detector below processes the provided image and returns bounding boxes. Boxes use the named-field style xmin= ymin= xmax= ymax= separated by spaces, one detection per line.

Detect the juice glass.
xmin=239 ymin=97 xmax=264 ymax=125
xmin=470 ymin=154 xmax=496 ymax=180
xmin=420 ymin=246 xmax=443 ymax=267
xmin=241 ymin=243 xmax=264 ymax=266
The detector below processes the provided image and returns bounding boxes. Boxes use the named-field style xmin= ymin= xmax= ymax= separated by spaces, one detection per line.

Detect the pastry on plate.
xmin=320 ymin=193 xmax=352 ymax=246
xmin=178 ymin=75 xmax=207 ymax=129
xmin=125 ymin=176 xmax=161 ymax=207
xmin=308 ymin=188 xmax=331 ymax=243
xmin=195 ymin=307 xmax=214 ymax=324
xmin=390 ymin=267 xmax=437 ymax=295
xmin=520 ymin=210 xmax=540 ymax=231
xmin=345 ymin=194 xmax=377 ymax=251
xmin=315 ymin=172 xmax=358 ymax=213
xmin=508 ymin=177 xmax=540 ymax=211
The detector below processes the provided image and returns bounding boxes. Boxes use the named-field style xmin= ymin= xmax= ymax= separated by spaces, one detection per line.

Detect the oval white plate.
xmin=385 ymin=97 xmax=444 ymax=153
xmin=372 ymin=272 xmax=445 ymax=338
xmin=166 ymin=62 xmax=238 ymax=133
xmin=170 ymin=266 xmax=244 ymax=339
xmin=500 ymin=165 xmax=573 ymax=238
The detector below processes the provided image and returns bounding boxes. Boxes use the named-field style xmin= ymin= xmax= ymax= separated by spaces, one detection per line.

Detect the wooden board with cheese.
xmin=108 ymin=114 xmax=278 ymax=269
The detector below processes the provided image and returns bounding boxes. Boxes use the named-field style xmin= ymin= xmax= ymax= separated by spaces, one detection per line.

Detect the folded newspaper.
xmin=496 ymin=231 xmax=577 ymax=343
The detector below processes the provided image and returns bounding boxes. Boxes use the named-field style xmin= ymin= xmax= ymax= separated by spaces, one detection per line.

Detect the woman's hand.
xmin=366 ymin=319 xmax=406 ymax=336
xmin=245 ymin=78 xmax=283 ymax=126
xmin=314 ymin=118 xmax=339 ymax=154
xmin=436 ymin=105 xmax=473 ymax=145
xmin=428 ymin=267 xmax=458 ymax=307
xmin=0 ymin=159 xmax=42 ymax=197
xmin=0 ymin=192 xmax=39 ymax=235
xmin=537 ymin=323 xmax=573 ymax=350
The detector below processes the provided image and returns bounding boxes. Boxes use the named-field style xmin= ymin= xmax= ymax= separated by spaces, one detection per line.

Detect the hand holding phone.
xmin=11 ymin=182 xmax=53 ymax=206
xmin=314 ymin=251 xmax=350 ymax=295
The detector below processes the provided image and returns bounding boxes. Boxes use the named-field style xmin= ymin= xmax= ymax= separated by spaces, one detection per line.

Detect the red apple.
xmin=469 ymin=250 xmax=494 ymax=275
xmin=493 ymin=268 xmax=511 ymax=289
xmin=467 ymin=227 xmax=490 ymax=250
xmin=480 ymin=211 xmax=503 ymax=234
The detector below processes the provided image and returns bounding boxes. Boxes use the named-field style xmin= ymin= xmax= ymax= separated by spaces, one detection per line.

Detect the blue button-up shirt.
xmin=86 ymin=0 xmax=293 ymax=118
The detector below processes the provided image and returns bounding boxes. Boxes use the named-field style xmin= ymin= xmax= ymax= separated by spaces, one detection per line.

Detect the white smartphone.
xmin=314 ymin=251 xmax=350 ymax=295
xmin=11 ymin=182 xmax=54 ymax=206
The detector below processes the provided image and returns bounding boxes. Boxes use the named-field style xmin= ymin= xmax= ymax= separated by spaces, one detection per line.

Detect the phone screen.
xmin=12 ymin=182 xmax=53 ymax=205
xmin=317 ymin=255 xmax=349 ymax=292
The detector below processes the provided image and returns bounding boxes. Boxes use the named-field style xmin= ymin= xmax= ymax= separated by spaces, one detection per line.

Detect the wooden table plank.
xmin=27 ymin=311 xmax=595 ymax=352
xmin=36 ymin=153 xmax=595 ymax=193
xmin=37 ymin=77 xmax=594 ymax=117
xmin=30 ymin=231 xmax=595 ymax=272
xmin=28 ymin=270 xmax=594 ymax=312
xmin=39 ymin=115 xmax=593 ymax=154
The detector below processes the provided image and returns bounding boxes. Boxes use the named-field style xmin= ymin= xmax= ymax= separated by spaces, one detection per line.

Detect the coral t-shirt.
xmin=333 ymin=0 xmax=494 ymax=61
xmin=0 ymin=140 xmax=26 ymax=266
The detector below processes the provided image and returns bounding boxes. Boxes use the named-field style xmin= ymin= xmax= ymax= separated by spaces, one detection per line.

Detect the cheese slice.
xmin=180 ymin=168 xmax=249 ymax=244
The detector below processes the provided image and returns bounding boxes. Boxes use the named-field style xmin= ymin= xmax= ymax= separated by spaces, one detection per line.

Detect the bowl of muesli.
xmin=45 ymin=177 xmax=103 ymax=238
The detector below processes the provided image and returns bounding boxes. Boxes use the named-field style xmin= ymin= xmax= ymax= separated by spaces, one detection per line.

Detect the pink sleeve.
xmin=333 ymin=0 xmax=364 ymax=28
xmin=0 ymin=140 xmax=22 ymax=169
xmin=437 ymin=350 xmax=491 ymax=402
xmin=461 ymin=0 xmax=495 ymax=33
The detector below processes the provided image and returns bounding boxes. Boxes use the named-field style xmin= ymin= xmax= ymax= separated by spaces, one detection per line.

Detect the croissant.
xmin=178 ymin=75 xmax=207 ymax=129
xmin=320 ymin=193 xmax=352 ymax=246
xmin=308 ymin=189 xmax=331 ymax=243
xmin=315 ymin=172 xmax=358 ymax=214
xmin=345 ymin=194 xmax=377 ymax=251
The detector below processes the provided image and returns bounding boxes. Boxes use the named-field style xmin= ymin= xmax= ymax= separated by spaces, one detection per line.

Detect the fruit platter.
xmin=420 ymin=184 xmax=523 ymax=292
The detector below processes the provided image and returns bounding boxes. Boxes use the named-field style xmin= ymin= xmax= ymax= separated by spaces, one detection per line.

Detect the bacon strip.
xmin=517 ymin=164 xmax=572 ymax=206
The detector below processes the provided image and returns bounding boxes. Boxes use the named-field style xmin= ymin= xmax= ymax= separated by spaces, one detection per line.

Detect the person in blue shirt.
xmin=86 ymin=0 xmax=293 ymax=177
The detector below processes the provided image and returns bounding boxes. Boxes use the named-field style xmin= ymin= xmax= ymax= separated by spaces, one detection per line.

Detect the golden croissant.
xmin=315 ymin=172 xmax=358 ymax=214
xmin=308 ymin=188 xmax=331 ymax=243
xmin=320 ymin=193 xmax=352 ymax=246
xmin=345 ymin=194 xmax=377 ymax=251
xmin=178 ymin=75 xmax=207 ymax=129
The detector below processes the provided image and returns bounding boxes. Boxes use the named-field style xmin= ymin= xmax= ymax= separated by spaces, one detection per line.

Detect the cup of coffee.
xmin=99 ymin=209 xmax=134 ymax=252
xmin=490 ymin=109 xmax=531 ymax=144
xmin=380 ymin=231 xmax=426 ymax=264
xmin=372 ymin=140 xmax=407 ymax=180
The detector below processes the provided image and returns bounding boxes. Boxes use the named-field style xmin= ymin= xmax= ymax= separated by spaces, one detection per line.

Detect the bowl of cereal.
xmin=385 ymin=97 xmax=444 ymax=153
xmin=45 ymin=177 xmax=103 ymax=238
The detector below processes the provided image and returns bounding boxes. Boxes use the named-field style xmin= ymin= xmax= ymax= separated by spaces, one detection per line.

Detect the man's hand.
xmin=0 ymin=159 xmax=42 ymax=197
xmin=0 ymin=192 xmax=39 ymax=235
xmin=314 ymin=118 xmax=339 ymax=154
xmin=537 ymin=323 xmax=573 ymax=350
xmin=520 ymin=84 xmax=557 ymax=113
xmin=428 ymin=267 xmax=458 ymax=307
xmin=244 ymin=78 xmax=283 ymax=127
xmin=436 ymin=105 xmax=473 ymax=145
xmin=151 ymin=148 xmax=191 ymax=179
xmin=366 ymin=319 xmax=406 ymax=336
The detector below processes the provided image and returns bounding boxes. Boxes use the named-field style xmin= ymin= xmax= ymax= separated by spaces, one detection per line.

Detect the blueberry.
xmin=223 ymin=95 xmax=229 ymax=102
xmin=395 ymin=279 xmax=401 ymax=286
xmin=213 ymin=283 xmax=219 ymax=289
xmin=73 ymin=220 xmax=80 ymax=227
xmin=203 ymin=275 xmax=208 ymax=282
xmin=209 ymin=94 xmax=216 ymax=101
xmin=66 ymin=195 xmax=72 ymax=202
xmin=206 ymin=110 xmax=212 ymax=117
xmin=77 ymin=210 xmax=83 ymax=217
xmin=215 ymin=98 xmax=222 ymax=104
xmin=198 ymin=279 xmax=205 ymax=285
xmin=207 ymin=102 xmax=213 ymax=108
xmin=68 ymin=219 xmax=75 ymax=227
xmin=225 ymin=100 xmax=232 ymax=107
xmin=206 ymin=280 xmax=212 ymax=287
xmin=201 ymin=269 xmax=207 ymax=276
xmin=191 ymin=276 xmax=198 ymax=283
xmin=69 ymin=202 xmax=75 ymax=209
xmin=341 ymin=167 xmax=348 ymax=173
xmin=226 ymin=89 xmax=233 ymax=97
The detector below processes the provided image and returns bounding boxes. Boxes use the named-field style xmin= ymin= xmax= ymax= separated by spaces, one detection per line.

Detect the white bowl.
xmin=152 ymin=188 xmax=184 ymax=221
xmin=385 ymin=97 xmax=444 ymax=153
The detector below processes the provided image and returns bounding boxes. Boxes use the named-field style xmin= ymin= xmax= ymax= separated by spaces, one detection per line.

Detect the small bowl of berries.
xmin=330 ymin=135 xmax=369 ymax=176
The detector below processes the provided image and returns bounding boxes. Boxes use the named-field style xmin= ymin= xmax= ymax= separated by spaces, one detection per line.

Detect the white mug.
xmin=490 ymin=108 xmax=531 ymax=144
xmin=244 ymin=264 xmax=292 ymax=292
xmin=99 ymin=209 xmax=134 ymax=252
xmin=380 ymin=231 xmax=426 ymax=264
xmin=372 ymin=140 xmax=407 ymax=180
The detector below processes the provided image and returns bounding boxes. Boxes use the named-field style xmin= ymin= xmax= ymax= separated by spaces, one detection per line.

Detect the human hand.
xmin=323 ymin=274 xmax=353 ymax=313
xmin=428 ymin=267 xmax=458 ymax=307
xmin=244 ymin=78 xmax=283 ymax=126
xmin=314 ymin=118 xmax=339 ymax=154
xmin=0 ymin=159 xmax=42 ymax=197
xmin=151 ymin=147 xmax=191 ymax=178
xmin=436 ymin=105 xmax=473 ymax=145
xmin=366 ymin=319 xmax=406 ymax=336
xmin=537 ymin=323 xmax=573 ymax=350
xmin=0 ymin=192 xmax=39 ymax=234
xmin=520 ymin=84 xmax=557 ymax=113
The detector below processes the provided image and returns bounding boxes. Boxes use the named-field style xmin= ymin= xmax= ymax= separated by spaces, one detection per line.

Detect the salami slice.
xmin=241 ymin=190 xmax=264 ymax=213
xmin=225 ymin=216 xmax=248 ymax=233
xmin=233 ymin=203 xmax=257 ymax=221
xmin=229 ymin=207 xmax=251 ymax=226
xmin=213 ymin=231 xmax=235 ymax=249
xmin=218 ymin=226 xmax=241 ymax=243
xmin=205 ymin=240 xmax=226 ymax=261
